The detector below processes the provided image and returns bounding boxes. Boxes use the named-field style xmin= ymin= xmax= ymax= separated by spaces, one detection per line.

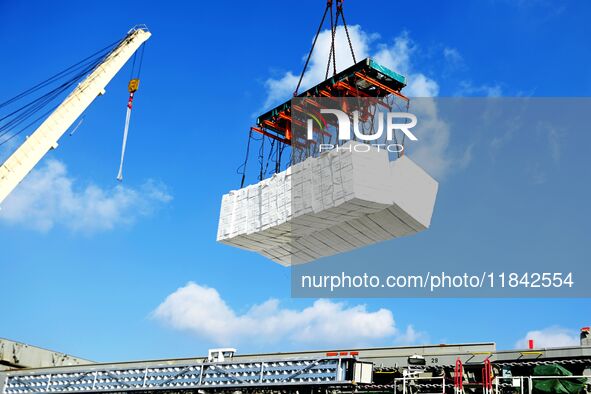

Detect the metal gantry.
xmin=3 ymin=341 xmax=591 ymax=394
xmin=1 ymin=356 xmax=367 ymax=394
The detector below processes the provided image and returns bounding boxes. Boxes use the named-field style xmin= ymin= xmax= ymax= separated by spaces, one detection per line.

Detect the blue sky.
xmin=0 ymin=0 xmax=590 ymax=362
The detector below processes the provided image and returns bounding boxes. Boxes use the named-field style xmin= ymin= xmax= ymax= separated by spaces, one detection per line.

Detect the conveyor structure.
xmin=2 ymin=335 xmax=591 ymax=394
xmin=1 ymin=355 xmax=370 ymax=394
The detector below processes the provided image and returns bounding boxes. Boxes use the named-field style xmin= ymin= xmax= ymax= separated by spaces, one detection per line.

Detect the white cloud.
xmin=372 ymin=32 xmax=439 ymax=97
xmin=263 ymin=25 xmax=374 ymax=109
xmin=516 ymin=327 xmax=579 ymax=349
xmin=0 ymin=159 xmax=172 ymax=233
xmin=374 ymin=35 xmax=473 ymax=178
xmin=443 ymin=47 xmax=464 ymax=68
xmin=394 ymin=325 xmax=428 ymax=345
xmin=403 ymin=99 xmax=453 ymax=178
xmin=152 ymin=282 xmax=425 ymax=348
xmin=456 ymin=81 xmax=503 ymax=97
xmin=543 ymin=123 xmax=562 ymax=163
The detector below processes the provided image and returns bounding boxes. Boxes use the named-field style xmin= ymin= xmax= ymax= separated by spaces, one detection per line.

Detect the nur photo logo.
xmin=306 ymin=108 xmax=418 ymax=153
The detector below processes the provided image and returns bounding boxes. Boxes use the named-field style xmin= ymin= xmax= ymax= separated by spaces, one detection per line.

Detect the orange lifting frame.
xmin=252 ymin=57 xmax=409 ymax=146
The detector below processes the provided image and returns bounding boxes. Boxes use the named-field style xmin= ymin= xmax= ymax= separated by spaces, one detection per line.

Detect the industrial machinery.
xmin=0 ymin=26 xmax=151 ymax=204
xmin=237 ymin=0 xmax=410 ymax=188
xmin=219 ymin=0 xmax=433 ymax=266
xmin=2 ymin=330 xmax=591 ymax=394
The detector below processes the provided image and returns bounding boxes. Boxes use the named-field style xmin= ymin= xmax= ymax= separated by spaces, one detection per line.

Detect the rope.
xmin=258 ymin=134 xmax=266 ymax=181
xmin=129 ymin=42 xmax=146 ymax=80
xmin=241 ymin=0 xmax=359 ymax=186
xmin=116 ymin=94 xmax=133 ymax=181
xmin=329 ymin=3 xmax=337 ymax=76
xmin=0 ymin=38 xmax=121 ymax=110
xmin=0 ymin=67 xmax=96 ymax=145
xmin=0 ymin=58 xmax=102 ymax=129
xmin=277 ymin=142 xmax=286 ymax=173
xmin=129 ymin=48 xmax=137 ymax=80
xmin=0 ymin=36 xmax=125 ymax=146
xmin=137 ymin=43 xmax=146 ymax=77
xmin=117 ymin=41 xmax=146 ymax=181
xmin=263 ymin=138 xmax=276 ymax=177
xmin=237 ymin=129 xmax=253 ymax=188
xmin=294 ymin=1 xmax=331 ymax=96
xmin=0 ymin=103 xmax=60 ymax=146
xmin=338 ymin=0 xmax=356 ymax=63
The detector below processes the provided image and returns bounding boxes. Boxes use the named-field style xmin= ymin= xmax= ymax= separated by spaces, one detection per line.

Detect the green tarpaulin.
xmin=532 ymin=364 xmax=587 ymax=394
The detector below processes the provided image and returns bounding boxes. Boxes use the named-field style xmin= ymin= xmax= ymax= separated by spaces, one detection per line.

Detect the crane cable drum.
xmin=117 ymin=41 xmax=146 ymax=181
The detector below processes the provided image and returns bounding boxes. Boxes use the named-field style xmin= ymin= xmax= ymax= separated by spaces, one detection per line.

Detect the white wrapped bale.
xmin=387 ymin=156 xmax=438 ymax=231
xmin=217 ymin=142 xmax=438 ymax=266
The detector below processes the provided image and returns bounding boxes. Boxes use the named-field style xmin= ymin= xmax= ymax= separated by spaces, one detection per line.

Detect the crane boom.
xmin=0 ymin=27 xmax=151 ymax=204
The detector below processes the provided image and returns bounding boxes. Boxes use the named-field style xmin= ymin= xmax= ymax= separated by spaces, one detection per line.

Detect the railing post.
xmin=403 ymin=376 xmax=407 ymax=394
xmin=198 ymin=364 xmax=204 ymax=385
xmin=142 ymin=367 xmax=148 ymax=387
xmin=259 ymin=362 xmax=265 ymax=383
xmin=46 ymin=374 xmax=52 ymax=391
xmin=528 ymin=376 xmax=533 ymax=394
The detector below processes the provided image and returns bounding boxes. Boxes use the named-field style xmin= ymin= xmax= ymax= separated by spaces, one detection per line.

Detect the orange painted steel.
xmin=354 ymin=72 xmax=409 ymax=101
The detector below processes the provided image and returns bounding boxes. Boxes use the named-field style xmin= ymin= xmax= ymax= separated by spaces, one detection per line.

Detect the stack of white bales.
xmin=217 ymin=141 xmax=438 ymax=266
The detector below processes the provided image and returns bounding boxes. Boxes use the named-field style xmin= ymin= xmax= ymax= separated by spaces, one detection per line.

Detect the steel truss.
xmin=2 ymin=357 xmax=363 ymax=394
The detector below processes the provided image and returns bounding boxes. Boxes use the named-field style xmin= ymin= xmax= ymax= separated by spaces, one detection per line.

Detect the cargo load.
xmin=217 ymin=142 xmax=438 ymax=266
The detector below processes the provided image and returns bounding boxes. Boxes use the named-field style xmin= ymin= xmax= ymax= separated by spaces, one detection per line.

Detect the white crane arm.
xmin=0 ymin=27 xmax=151 ymax=204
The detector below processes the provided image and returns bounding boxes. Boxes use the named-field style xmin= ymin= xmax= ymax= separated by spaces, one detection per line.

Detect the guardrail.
xmin=393 ymin=376 xmax=446 ymax=394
